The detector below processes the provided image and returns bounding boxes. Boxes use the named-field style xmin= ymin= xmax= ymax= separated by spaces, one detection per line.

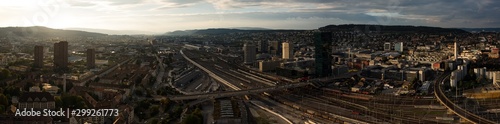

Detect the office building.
xmin=314 ymin=32 xmax=333 ymax=77
xmin=384 ymin=42 xmax=391 ymax=51
xmin=394 ymin=42 xmax=403 ymax=52
xmin=87 ymin=49 xmax=95 ymax=68
xmin=243 ymin=43 xmax=256 ymax=64
xmin=34 ymin=45 xmax=44 ymax=68
xmin=454 ymin=38 xmax=459 ymax=60
xmin=258 ymin=40 xmax=268 ymax=53
xmin=282 ymin=42 xmax=293 ymax=59
xmin=54 ymin=41 xmax=68 ymax=70
xmin=269 ymin=41 xmax=281 ymax=56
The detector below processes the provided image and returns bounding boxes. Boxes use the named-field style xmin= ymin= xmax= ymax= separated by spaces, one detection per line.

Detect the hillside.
xmin=163 ymin=28 xmax=304 ymax=36
xmin=319 ymin=24 xmax=469 ymax=34
xmin=0 ymin=26 xmax=108 ymax=39
xmin=461 ymin=28 xmax=500 ymax=33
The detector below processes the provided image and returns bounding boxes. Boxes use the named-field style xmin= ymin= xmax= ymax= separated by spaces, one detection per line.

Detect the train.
xmin=321 ymin=88 xmax=372 ymax=101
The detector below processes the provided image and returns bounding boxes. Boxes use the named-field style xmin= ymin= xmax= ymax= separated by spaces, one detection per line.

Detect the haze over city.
xmin=2 ymin=0 xmax=500 ymax=124
xmin=1 ymin=0 xmax=499 ymax=34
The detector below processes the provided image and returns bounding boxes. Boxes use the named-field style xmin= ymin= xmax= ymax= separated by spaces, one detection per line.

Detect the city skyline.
xmin=1 ymin=0 xmax=499 ymax=34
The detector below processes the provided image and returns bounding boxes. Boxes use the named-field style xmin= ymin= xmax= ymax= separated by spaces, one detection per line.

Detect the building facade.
xmin=86 ymin=49 xmax=95 ymax=68
xmin=394 ymin=42 xmax=403 ymax=52
xmin=34 ymin=45 xmax=44 ymax=68
xmin=258 ymin=40 xmax=268 ymax=53
xmin=18 ymin=92 xmax=55 ymax=109
xmin=314 ymin=32 xmax=333 ymax=77
xmin=282 ymin=42 xmax=293 ymax=59
xmin=53 ymin=41 xmax=68 ymax=70
xmin=243 ymin=43 xmax=256 ymax=64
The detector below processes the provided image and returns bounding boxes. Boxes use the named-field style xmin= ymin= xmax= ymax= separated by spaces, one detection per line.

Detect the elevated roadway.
xmin=434 ymin=72 xmax=496 ymax=124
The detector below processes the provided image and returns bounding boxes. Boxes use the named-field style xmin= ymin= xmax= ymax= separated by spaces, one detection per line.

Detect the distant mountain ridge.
xmin=460 ymin=28 xmax=500 ymax=32
xmin=0 ymin=26 xmax=107 ymax=38
xmin=164 ymin=28 xmax=304 ymax=36
xmin=65 ymin=28 xmax=156 ymax=35
xmin=319 ymin=24 xmax=469 ymax=34
xmin=164 ymin=25 xmax=471 ymax=36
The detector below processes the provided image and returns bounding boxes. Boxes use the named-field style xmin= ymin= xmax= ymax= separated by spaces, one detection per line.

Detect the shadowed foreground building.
xmin=87 ymin=49 xmax=95 ymax=68
xmin=53 ymin=41 xmax=68 ymax=71
xmin=314 ymin=32 xmax=333 ymax=77
xmin=34 ymin=45 xmax=44 ymax=68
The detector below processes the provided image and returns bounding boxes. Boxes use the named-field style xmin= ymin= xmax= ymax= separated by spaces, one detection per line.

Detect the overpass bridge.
xmin=155 ymin=82 xmax=310 ymax=101
xmin=434 ymin=72 xmax=496 ymax=124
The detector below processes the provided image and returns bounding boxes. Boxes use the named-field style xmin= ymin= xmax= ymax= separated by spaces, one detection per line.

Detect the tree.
xmin=24 ymin=82 xmax=34 ymax=91
xmin=94 ymin=77 xmax=100 ymax=83
xmin=182 ymin=114 xmax=202 ymax=124
xmin=55 ymin=96 xmax=63 ymax=108
xmin=0 ymin=69 xmax=11 ymax=80
xmin=0 ymin=94 xmax=8 ymax=106
xmin=160 ymin=98 xmax=170 ymax=107
xmin=61 ymin=94 xmax=87 ymax=109
xmin=149 ymin=119 xmax=159 ymax=124
xmin=150 ymin=105 xmax=160 ymax=117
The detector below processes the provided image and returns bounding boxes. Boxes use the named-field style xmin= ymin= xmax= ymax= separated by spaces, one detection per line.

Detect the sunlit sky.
xmin=1 ymin=0 xmax=499 ymax=34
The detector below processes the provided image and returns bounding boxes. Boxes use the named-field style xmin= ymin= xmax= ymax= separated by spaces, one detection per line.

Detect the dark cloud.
xmin=201 ymin=0 xmax=500 ymax=28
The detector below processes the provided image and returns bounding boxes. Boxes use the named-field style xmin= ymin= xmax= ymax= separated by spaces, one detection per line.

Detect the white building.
xmin=282 ymin=42 xmax=293 ymax=59
xmin=493 ymin=71 xmax=500 ymax=87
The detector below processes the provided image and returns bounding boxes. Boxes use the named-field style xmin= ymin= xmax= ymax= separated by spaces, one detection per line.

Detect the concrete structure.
xmin=282 ymin=42 xmax=293 ymax=59
xmin=34 ymin=45 xmax=44 ymax=68
xmin=54 ymin=41 xmax=68 ymax=70
xmin=258 ymin=60 xmax=281 ymax=72
xmin=314 ymin=32 xmax=333 ymax=77
xmin=394 ymin=42 xmax=403 ymax=52
xmin=86 ymin=49 xmax=95 ymax=68
xmin=384 ymin=42 xmax=391 ymax=51
xmin=243 ymin=43 xmax=256 ymax=64
xmin=184 ymin=44 xmax=203 ymax=50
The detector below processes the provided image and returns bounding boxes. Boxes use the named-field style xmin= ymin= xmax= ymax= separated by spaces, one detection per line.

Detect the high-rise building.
xmin=493 ymin=71 xmax=500 ymax=87
xmin=53 ymin=41 xmax=68 ymax=70
xmin=34 ymin=45 xmax=44 ymax=68
xmin=258 ymin=40 xmax=268 ymax=53
xmin=394 ymin=42 xmax=403 ymax=52
xmin=314 ymin=32 xmax=333 ymax=77
xmin=86 ymin=49 xmax=95 ymax=68
xmin=384 ymin=42 xmax=391 ymax=51
xmin=282 ymin=42 xmax=293 ymax=59
xmin=454 ymin=38 xmax=459 ymax=60
xmin=243 ymin=43 xmax=256 ymax=64
xmin=269 ymin=41 xmax=281 ymax=56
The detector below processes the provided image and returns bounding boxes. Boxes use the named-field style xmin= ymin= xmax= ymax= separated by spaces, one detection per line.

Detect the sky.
xmin=0 ymin=0 xmax=499 ymax=34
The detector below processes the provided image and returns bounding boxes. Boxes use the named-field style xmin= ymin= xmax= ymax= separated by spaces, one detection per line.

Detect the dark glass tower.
xmin=314 ymin=32 xmax=333 ymax=77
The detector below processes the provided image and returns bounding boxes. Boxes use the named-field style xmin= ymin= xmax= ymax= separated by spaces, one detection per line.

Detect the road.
xmin=166 ymin=83 xmax=310 ymax=101
xmin=434 ymin=72 xmax=497 ymax=124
